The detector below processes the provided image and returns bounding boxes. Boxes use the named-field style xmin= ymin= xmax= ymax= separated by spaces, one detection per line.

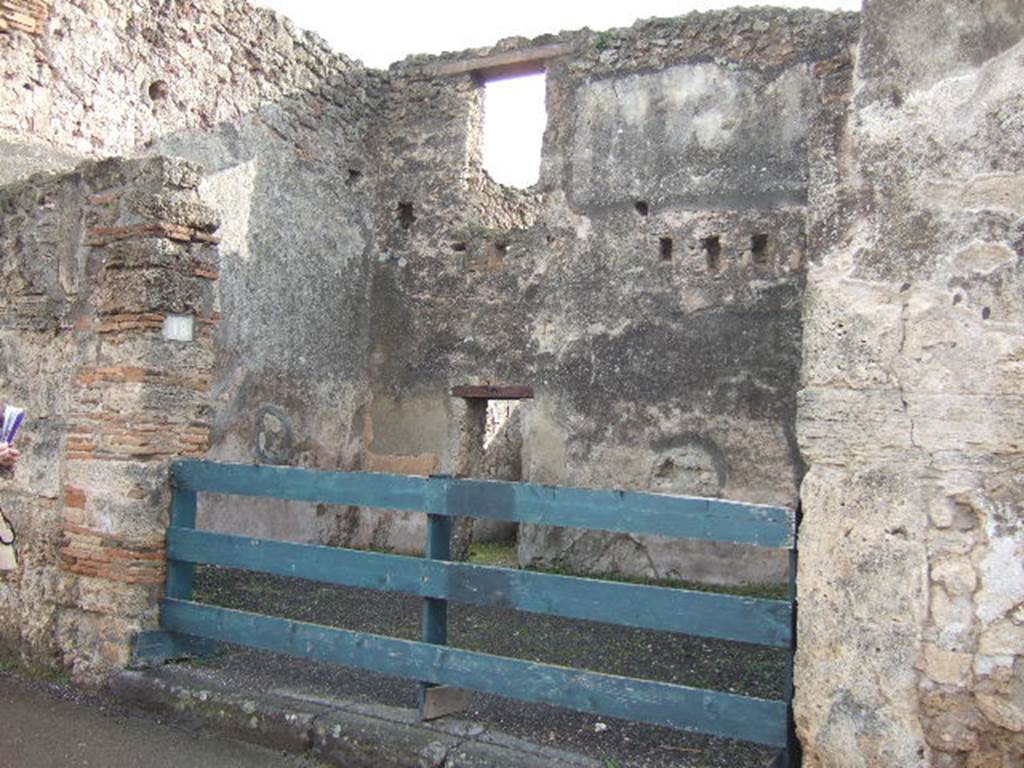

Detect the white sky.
xmin=252 ymin=0 xmax=861 ymax=186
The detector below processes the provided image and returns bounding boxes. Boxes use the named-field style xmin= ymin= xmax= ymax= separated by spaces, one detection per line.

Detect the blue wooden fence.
xmin=136 ymin=460 xmax=799 ymax=761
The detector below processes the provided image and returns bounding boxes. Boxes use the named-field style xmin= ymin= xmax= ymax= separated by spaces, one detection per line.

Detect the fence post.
xmin=132 ymin=461 xmax=214 ymax=665
xmin=165 ymin=474 xmax=197 ymax=600
xmin=774 ymin=501 xmax=802 ymax=768
xmin=419 ymin=474 xmax=469 ymax=720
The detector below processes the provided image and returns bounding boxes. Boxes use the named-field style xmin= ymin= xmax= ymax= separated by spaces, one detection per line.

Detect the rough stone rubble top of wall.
xmin=0 ymin=0 xmax=372 ymax=162
xmin=398 ymin=7 xmax=859 ymax=78
xmin=0 ymin=0 xmax=860 ymax=181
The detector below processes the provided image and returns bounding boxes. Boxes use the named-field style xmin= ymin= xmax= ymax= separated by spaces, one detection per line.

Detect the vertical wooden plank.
xmin=420 ymin=476 xmax=461 ymax=718
xmin=421 ymin=511 xmax=451 ymax=643
xmin=153 ymin=486 xmax=211 ymax=662
xmin=779 ymin=503 xmax=802 ymax=768
xmin=164 ymin=488 xmax=197 ymax=600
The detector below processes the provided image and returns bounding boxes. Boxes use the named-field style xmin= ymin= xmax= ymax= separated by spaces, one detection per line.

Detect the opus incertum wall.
xmin=1 ymin=2 xmax=1022 ymax=766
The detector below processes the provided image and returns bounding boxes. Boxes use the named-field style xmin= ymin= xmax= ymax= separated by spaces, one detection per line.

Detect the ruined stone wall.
xmin=4 ymin=0 xmax=858 ymax=583
xmin=0 ymin=156 xmax=218 ymax=681
xmin=1 ymin=0 xmax=356 ymax=181
xmin=149 ymin=72 xmax=379 ymax=545
xmin=2 ymin=0 xmax=382 ymax=544
xmin=363 ymin=9 xmax=858 ymax=584
xmin=795 ymin=1 xmax=1024 ymax=765
xmin=1 ymin=3 xmax=1021 ymax=766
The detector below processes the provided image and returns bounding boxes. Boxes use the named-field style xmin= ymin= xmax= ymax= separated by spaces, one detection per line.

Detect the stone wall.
xmin=795 ymin=1 xmax=1024 ymax=765
xmin=2 ymin=4 xmax=1022 ymax=765
xmin=363 ymin=9 xmax=858 ymax=583
xmin=2 ymin=0 xmax=382 ymax=543
xmin=2 ymin=0 xmax=858 ymax=585
xmin=149 ymin=71 xmax=379 ymax=545
xmin=0 ymin=155 xmax=218 ymax=681
xmin=0 ymin=0 xmax=356 ymax=174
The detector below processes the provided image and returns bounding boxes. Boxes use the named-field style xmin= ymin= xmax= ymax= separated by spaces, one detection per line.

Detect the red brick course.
xmin=61 ymin=524 xmax=165 ymax=585
xmin=86 ymin=222 xmax=220 ymax=247
xmin=0 ymin=0 xmax=48 ymax=35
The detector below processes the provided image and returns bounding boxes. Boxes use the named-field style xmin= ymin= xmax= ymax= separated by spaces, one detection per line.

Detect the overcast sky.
xmin=251 ymin=1 xmax=861 ymax=186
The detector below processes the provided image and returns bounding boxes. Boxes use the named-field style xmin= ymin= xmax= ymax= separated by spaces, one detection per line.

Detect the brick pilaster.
xmin=55 ymin=157 xmax=220 ymax=679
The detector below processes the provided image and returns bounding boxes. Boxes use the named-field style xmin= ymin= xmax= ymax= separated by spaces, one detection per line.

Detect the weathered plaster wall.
xmin=3 ymin=1 xmax=856 ymax=582
xmin=2 ymin=0 xmax=382 ymax=543
xmin=150 ymin=75 xmax=379 ymax=544
xmin=795 ymin=1 xmax=1024 ymax=765
xmin=365 ymin=10 xmax=858 ymax=583
xmin=0 ymin=156 xmax=218 ymax=681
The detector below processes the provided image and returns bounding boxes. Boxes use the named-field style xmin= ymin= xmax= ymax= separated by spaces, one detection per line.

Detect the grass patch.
xmin=0 ymin=650 xmax=70 ymax=685
xmin=468 ymin=540 xmax=518 ymax=567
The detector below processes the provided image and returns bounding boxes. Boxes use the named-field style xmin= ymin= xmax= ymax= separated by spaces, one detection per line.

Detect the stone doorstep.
xmin=109 ymin=666 xmax=602 ymax=768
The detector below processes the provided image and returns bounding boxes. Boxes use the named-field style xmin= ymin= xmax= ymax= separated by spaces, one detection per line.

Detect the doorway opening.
xmin=450 ymin=385 xmax=533 ymax=559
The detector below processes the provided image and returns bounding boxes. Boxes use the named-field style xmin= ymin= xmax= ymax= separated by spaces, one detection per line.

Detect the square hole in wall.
xmin=702 ymin=236 xmax=721 ymax=272
xmin=751 ymin=234 xmax=769 ymax=265
xmin=659 ymin=237 xmax=674 ymax=261
xmin=398 ymin=201 xmax=416 ymax=230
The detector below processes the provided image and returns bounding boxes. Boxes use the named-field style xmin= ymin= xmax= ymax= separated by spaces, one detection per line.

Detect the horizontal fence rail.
xmin=166 ymin=527 xmax=792 ymax=647
xmin=171 ymin=460 xmax=794 ymax=548
xmin=161 ymin=599 xmax=789 ymax=747
xmin=142 ymin=459 xmax=798 ymax=755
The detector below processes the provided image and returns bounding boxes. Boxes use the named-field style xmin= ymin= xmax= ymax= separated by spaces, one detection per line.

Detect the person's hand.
xmin=0 ymin=442 xmax=20 ymax=469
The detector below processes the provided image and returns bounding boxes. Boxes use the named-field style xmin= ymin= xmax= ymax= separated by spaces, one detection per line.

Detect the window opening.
xmin=482 ymin=72 xmax=547 ymax=188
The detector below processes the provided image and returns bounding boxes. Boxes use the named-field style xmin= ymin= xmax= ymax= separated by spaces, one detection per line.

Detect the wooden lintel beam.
xmin=425 ymin=43 xmax=575 ymax=80
xmin=451 ymin=385 xmax=534 ymax=400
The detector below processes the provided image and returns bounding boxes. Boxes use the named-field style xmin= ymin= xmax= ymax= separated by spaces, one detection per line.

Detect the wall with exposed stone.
xmin=0 ymin=0 xmax=47 ymax=34
xmin=148 ymin=72 xmax=379 ymax=546
xmin=362 ymin=9 xmax=858 ymax=583
xmin=0 ymin=155 xmax=218 ymax=681
xmin=795 ymin=1 xmax=1024 ymax=765
xmin=0 ymin=0 xmax=358 ymax=178
xmin=1 ymin=0 xmax=382 ymax=544
xmin=2 ymin=3 xmax=1022 ymax=765
xmin=2 ymin=0 xmax=856 ymax=584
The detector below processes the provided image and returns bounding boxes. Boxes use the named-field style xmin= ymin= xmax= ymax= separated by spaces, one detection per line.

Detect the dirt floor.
xmin=191 ymin=552 xmax=788 ymax=768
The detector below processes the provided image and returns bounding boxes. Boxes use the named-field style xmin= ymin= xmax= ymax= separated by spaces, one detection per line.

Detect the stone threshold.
xmin=110 ymin=665 xmax=602 ymax=768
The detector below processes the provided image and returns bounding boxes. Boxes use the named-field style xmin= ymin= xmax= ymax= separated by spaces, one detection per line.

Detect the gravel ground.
xmin=193 ymin=565 xmax=787 ymax=768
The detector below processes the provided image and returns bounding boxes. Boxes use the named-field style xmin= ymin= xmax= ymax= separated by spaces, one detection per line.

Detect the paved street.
xmin=0 ymin=672 xmax=322 ymax=767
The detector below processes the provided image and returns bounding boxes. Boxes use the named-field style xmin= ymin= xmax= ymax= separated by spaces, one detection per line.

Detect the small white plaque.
xmin=162 ymin=314 xmax=194 ymax=342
